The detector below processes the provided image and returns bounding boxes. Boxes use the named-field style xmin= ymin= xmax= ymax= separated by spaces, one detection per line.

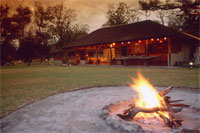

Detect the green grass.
xmin=1 ymin=65 xmax=199 ymax=117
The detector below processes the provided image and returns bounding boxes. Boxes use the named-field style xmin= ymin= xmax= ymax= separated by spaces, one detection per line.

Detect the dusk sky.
xmin=1 ymin=0 xmax=160 ymax=32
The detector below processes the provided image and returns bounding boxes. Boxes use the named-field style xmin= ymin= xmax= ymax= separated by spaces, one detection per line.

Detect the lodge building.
xmin=62 ymin=20 xmax=199 ymax=66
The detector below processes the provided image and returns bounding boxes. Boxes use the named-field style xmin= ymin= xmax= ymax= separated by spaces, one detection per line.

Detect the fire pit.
xmin=100 ymin=73 xmax=197 ymax=132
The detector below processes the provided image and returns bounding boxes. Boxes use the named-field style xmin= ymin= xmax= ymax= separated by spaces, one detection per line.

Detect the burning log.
xmin=158 ymin=112 xmax=183 ymax=128
xmin=159 ymin=86 xmax=173 ymax=97
xmin=117 ymin=86 xmax=189 ymax=128
xmin=117 ymin=107 xmax=169 ymax=120
xmin=169 ymin=100 xmax=184 ymax=103
xmin=158 ymin=112 xmax=172 ymax=127
xmin=170 ymin=104 xmax=190 ymax=108
xmin=172 ymin=107 xmax=183 ymax=113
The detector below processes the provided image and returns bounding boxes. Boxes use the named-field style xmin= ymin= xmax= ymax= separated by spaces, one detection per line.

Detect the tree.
xmin=34 ymin=2 xmax=52 ymax=62
xmin=68 ymin=24 xmax=89 ymax=42
xmin=167 ymin=10 xmax=185 ymax=29
xmin=17 ymin=31 xmax=37 ymax=65
xmin=12 ymin=6 xmax=32 ymax=39
xmin=138 ymin=0 xmax=200 ymax=35
xmin=156 ymin=9 xmax=170 ymax=25
xmin=103 ymin=2 xmax=140 ymax=27
xmin=47 ymin=4 xmax=76 ymax=48
xmin=0 ymin=5 xmax=17 ymax=65
xmin=139 ymin=0 xmax=161 ymax=20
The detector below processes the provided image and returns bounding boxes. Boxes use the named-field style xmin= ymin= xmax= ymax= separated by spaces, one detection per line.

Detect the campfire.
xmin=101 ymin=73 xmax=190 ymax=131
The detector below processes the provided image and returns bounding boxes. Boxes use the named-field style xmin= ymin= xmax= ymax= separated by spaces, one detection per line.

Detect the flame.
xmin=130 ymin=72 xmax=169 ymax=120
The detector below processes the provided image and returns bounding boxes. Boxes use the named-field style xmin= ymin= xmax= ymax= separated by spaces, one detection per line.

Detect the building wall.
xmin=64 ymin=50 xmax=77 ymax=65
xmin=171 ymin=42 xmax=191 ymax=66
xmin=194 ymin=46 xmax=200 ymax=65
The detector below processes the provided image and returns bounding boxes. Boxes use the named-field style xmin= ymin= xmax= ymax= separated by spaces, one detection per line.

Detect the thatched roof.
xmin=63 ymin=20 xmax=198 ymax=49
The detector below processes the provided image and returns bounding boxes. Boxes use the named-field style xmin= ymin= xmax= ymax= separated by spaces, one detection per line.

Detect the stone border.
xmin=99 ymin=103 xmax=144 ymax=133
xmin=99 ymin=102 xmax=200 ymax=133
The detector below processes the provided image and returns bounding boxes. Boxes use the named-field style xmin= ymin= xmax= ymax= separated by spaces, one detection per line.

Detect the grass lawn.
xmin=1 ymin=65 xmax=199 ymax=117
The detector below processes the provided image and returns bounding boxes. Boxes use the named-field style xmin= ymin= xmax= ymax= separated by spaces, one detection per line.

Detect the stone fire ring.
xmin=0 ymin=86 xmax=199 ymax=133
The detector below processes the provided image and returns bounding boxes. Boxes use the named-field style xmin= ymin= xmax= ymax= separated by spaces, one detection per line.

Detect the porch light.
xmin=121 ymin=42 xmax=124 ymax=44
xmin=189 ymin=62 xmax=194 ymax=66
xmin=157 ymin=38 xmax=159 ymax=41
xmin=128 ymin=41 xmax=131 ymax=44
xmin=110 ymin=44 xmax=113 ymax=48
xmin=113 ymin=42 xmax=116 ymax=46
xmin=86 ymin=54 xmax=88 ymax=57
xmin=164 ymin=37 xmax=167 ymax=40
xmin=138 ymin=40 xmax=142 ymax=43
xmin=150 ymin=38 xmax=154 ymax=41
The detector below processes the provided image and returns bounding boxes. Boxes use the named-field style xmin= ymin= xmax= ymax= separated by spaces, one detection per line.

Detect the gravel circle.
xmin=0 ymin=86 xmax=199 ymax=133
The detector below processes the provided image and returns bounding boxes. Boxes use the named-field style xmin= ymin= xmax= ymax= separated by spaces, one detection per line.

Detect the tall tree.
xmin=156 ymin=9 xmax=170 ymax=25
xmin=138 ymin=0 xmax=200 ymax=35
xmin=103 ymin=2 xmax=140 ymax=27
xmin=69 ymin=24 xmax=89 ymax=42
xmin=139 ymin=0 xmax=160 ymax=20
xmin=17 ymin=30 xmax=37 ymax=65
xmin=47 ymin=4 xmax=76 ymax=48
xmin=34 ymin=2 xmax=52 ymax=62
xmin=12 ymin=6 xmax=32 ymax=39
xmin=0 ymin=5 xmax=17 ymax=65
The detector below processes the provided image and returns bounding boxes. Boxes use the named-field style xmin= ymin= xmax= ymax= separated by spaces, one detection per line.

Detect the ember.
xmin=117 ymin=73 xmax=189 ymax=128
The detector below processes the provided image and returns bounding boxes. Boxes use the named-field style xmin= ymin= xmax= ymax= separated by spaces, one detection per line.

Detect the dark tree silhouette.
xmin=1 ymin=3 xmax=89 ymax=65
xmin=34 ymin=2 xmax=52 ymax=62
xmin=17 ymin=32 xmax=37 ymax=65
xmin=69 ymin=24 xmax=89 ymax=42
xmin=0 ymin=5 xmax=17 ymax=65
xmin=138 ymin=0 xmax=200 ymax=35
xmin=47 ymin=4 xmax=76 ymax=48
xmin=103 ymin=2 xmax=140 ymax=27
xmin=34 ymin=3 xmax=89 ymax=62
xmin=12 ymin=6 xmax=32 ymax=39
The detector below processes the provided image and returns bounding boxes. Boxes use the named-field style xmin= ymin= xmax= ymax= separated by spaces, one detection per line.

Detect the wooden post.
xmin=145 ymin=39 xmax=149 ymax=66
xmin=110 ymin=47 xmax=112 ymax=65
xmin=63 ymin=50 xmax=68 ymax=65
xmin=75 ymin=49 xmax=79 ymax=65
xmin=168 ymin=38 xmax=172 ymax=66
xmin=96 ymin=45 xmax=99 ymax=65
xmin=145 ymin=40 xmax=148 ymax=56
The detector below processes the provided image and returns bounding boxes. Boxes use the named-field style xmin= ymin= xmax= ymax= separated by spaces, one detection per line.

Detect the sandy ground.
xmin=0 ymin=86 xmax=200 ymax=133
